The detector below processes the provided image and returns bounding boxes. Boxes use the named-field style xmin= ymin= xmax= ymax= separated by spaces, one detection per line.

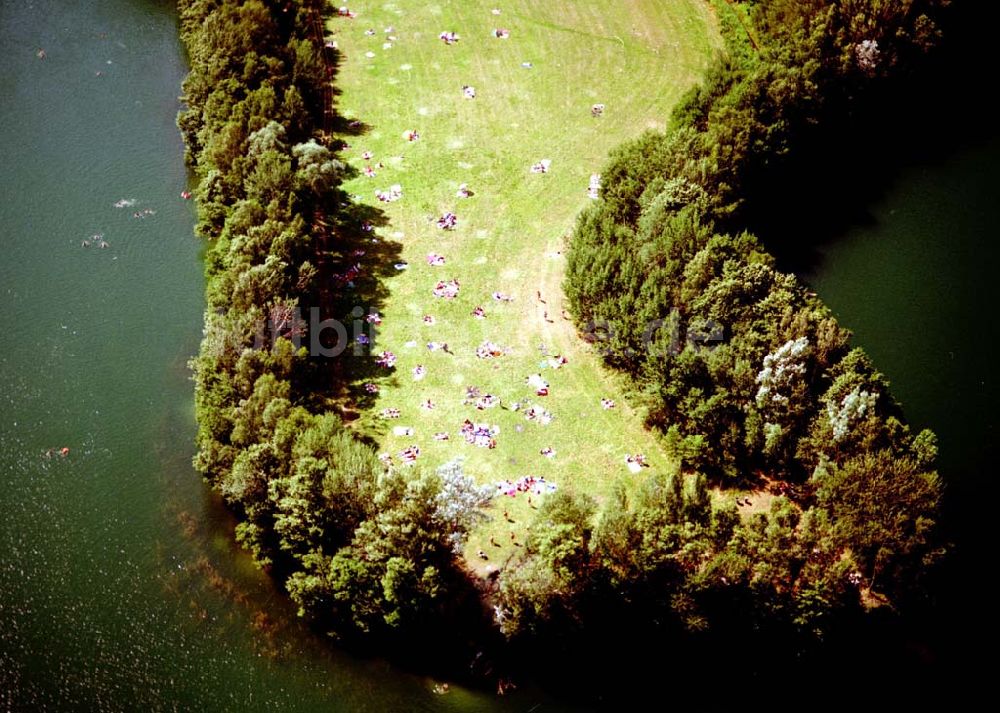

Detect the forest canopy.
xmin=178 ymin=0 xmax=949 ymax=689
xmin=178 ymin=0 xmax=491 ymax=647
xmin=547 ymin=0 xmax=947 ymax=662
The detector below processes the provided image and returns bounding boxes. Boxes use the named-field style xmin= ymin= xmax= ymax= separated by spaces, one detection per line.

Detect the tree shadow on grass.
xmin=328 ymin=113 xmax=372 ymax=138
xmin=320 ymin=48 xmax=374 ymax=138
xmin=294 ymin=191 xmax=405 ymax=422
xmin=284 ymin=14 xmax=406 ymax=424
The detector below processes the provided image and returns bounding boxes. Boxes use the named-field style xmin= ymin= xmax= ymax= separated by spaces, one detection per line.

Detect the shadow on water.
xmin=736 ymin=2 xmax=1000 ymax=276
xmin=152 ymin=352 xmax=536 ymax=708
xmin=727 ymin=2 xmax=1000 ymax=696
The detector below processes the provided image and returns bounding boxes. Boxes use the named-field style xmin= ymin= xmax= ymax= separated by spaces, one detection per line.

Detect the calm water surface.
xmin=805 ymin=132 xmax=1000 ymax=652
xmin=806 ymin=135 xmax=1000 ymax=483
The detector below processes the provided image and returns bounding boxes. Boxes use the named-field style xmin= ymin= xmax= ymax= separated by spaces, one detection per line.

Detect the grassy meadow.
xmin=328 ymin=0 xmax=721 ymax=571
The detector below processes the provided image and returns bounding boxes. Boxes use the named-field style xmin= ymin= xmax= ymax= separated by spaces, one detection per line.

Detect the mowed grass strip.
xmin=329 ymin=1 xmax=719 ymax=572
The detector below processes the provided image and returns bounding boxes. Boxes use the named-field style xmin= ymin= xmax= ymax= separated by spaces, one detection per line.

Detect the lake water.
xmin=805 ymin=132 xmax=999 ymax=493
xmin=804 ymin=130 xmax=1000 ymax=669
xmin=0 ymin=1 xmax=569 ymax=709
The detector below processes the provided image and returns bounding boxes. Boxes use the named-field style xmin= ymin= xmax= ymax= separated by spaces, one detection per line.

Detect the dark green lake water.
xmin=804 ymin=131 xmax=1000 ymax=653
xmin=0 ymin=1 xmax=566 ymax=710
xmin=805 ymin=135 xmax=999 ymax=485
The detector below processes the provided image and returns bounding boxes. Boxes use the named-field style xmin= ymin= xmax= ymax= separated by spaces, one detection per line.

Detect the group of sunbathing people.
xmin=375 ymin=184 xmax=402 ymax=202
xmin=495 ymin=475 xmax=557 ymax=498
xmin=529 ymin=158 xmax=551 ymax=174
xmin=437 ymin=212 xmax=458 ymax=230
xmin=336 ymin=11 xmax=650 ymax=509
xmin=588 ymin=173 xmax=602 ymax=199
xmin=438 ymin=27 xmax=509 ymax=43
xmin=432 ymin=278 xmax=460 ymax=298
xmin=624 ymin=453 xmax=649 ymax=473
xmin=475 ymin=341 xmax=509 ymax=359
xmin=461 ymin=419 xmax=500 ymax=449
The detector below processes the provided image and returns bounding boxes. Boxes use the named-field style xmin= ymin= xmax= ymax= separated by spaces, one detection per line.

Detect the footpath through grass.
xmin=329 ymin=0 xmax=720 ymax=572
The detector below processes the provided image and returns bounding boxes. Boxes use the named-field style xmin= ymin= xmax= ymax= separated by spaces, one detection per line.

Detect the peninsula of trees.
xmin=178 ymin=0 xmax=948 ymax=692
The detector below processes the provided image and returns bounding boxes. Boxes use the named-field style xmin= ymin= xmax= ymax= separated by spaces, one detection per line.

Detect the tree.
xmin=270 ymin=455 xmax=327 ymax=558
xmin=293 ymin=139 xmax=349 ymax=196
xmin=433 ymin=458 xmax=494 ymax=553
xmin=497 ymin=491 xmax=596 ymax=638
xmin=813 ymin=450 xmax=942 ymax=593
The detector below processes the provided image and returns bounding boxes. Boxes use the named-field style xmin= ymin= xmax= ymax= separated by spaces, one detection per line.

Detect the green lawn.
xmin=329 ymin=0 xmax=720 ymax=571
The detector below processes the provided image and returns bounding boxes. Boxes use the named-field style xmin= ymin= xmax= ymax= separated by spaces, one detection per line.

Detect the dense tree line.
xmin=537 ymin=0 xmax=948 ymax=673
xmin=179 ymin=0 xmax=951 ymax=693
xmin=178 ymin=0 xmax=492 ymax=650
